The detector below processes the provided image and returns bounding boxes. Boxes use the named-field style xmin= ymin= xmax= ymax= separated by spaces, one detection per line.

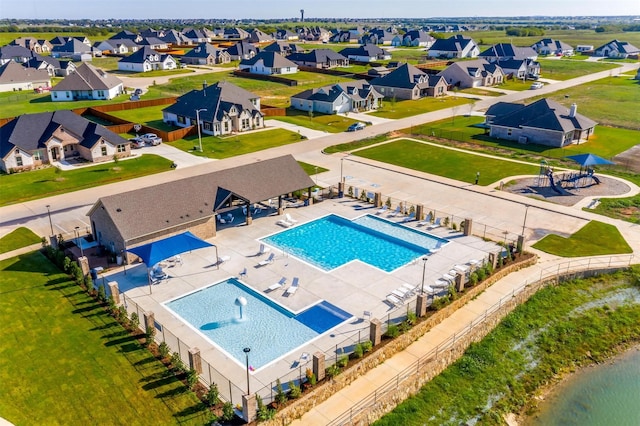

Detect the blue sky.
xmin=1 ymin=0 xmax=638 ymax=20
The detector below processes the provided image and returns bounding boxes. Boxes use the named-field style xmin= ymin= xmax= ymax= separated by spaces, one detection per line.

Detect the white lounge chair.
xmin=376 ymin=205 xmax=388 ymax=215
xmin=426 ymin=217 xmax=442 ymax=230
xmin=388 ymin=206 xmax=401 ymax=217
xmin=217 ymin=214 xmax=226 ymax=224
xmin=392 ymin=288 xmax=408 ymax=300
xmin=284 ymin=277 xmax=299 ymax=296
xmin=266 ymin=277 xmax=286 ymax=292
xmin=417 ymin=213 xmax=433 ymax=226
xmin=285 ymin=213 xmax=298 ymax=224
xmin=433 ymin=279 xmax=449 ymax=288
xmin=277 ymin=219 xmax=293 ymax=228
xmin=402 ymin=282 xmax=417 ymax=294
xmin=226 ymin=213 xmax=235 ymax=223
xmin=258 ymin=243 xmax=271 ymax=255
xmin=258 ymin=253 xmax=275 ymax=266
xmin=386 ymin=294 xmax=402 ymax=306
xmin=402 ymin=212 xmax=416 ymax=223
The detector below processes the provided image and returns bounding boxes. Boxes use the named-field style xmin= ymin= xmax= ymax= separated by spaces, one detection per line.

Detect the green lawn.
xmin=459 ymin=87 xmax=504 ymax=96
xmin=0 ymin=227 xmax=41 ymax=254
xmin=532 ymin=220 xmax=632 ymax=256
xmin=0 ymin=155 xmax=173 ymax=207
xmin=0 ymin=252 xmax=208 ymax=425
xmin=89 ymin=56 xmax=122 ymax=71
xmin=371 ymin=96 xmax=472 ymax=119
xmin=496 ymin=78 xmax=536 ymax=91
xmin=107 ymin=105 xmax=167 ymax=125
xmin=537 ymin=58 xmax=618 ymax=80
xmin=269 ymin=109 xmax=359 ymax=133
xmin=0 ymin=31 xmax=115 ymax=47
xmin=355 ymin=139 xmax=540 ymax=184
xmin=169 ymin=128 xmax=306 ymax=159
xmin=112 ymin=68 xmax=195 ymax=78
xmin=298 ymin=161 xmax=329 ymax=176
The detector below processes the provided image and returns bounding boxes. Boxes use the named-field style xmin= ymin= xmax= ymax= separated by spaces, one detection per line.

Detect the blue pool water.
xmin=262 ymin=214 xmax=448 ymax=272
xmin=164 ymin=278 xmax=351 ymax=369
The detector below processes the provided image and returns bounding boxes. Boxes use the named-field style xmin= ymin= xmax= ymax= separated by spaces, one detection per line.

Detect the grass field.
xmin=0 ymin=252 xmax=208 ymax=425
xmin=169 ymin=128 xmax=306 ymax=159
xmin=537 ymin=58 xmax=618 ymax=80
xmin=532 ymin=220 xmax=632 ymax=256
xmin=371 ymin=96 xmax=472 ymax=119
xmin=0 ymin=31 xmax=115 ymax=47
xmin=269 ymin=109 xmax=359 ymax=133
xmin=0 ymin=227 xmax=41 ymax=254
xmin=0 ymin=155 xmax=173 ymax=207
xmin=107 ymin=104 xmax=167 ymax=125
xmin=355 ymin=139 xmax=540 ymax=184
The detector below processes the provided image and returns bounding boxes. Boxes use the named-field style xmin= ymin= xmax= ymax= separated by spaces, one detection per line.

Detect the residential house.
xmin=161 ymin=29 xmax=192 ymax=46
xmin=249 ymin=29 xmax=274 ymax=44
xmin=0 ymin=110 xmax=130 ymax=173
xmin=51 ymin=63 xmax=124 ymax=102
xmin=594 ymin=40 xmax=640 ymax=58
xmin=275 ymin=29 xmax=299 ymax=41
xmin=370 ymin=63 xmax=447 ymax=99
xmin=427 ymin=35 xmax=479 ymax=58
xmin=93 ymin=38 xmax=139 ymax=55
xmin=576 ymin=45 xmax=594 ymax=53
xmin=117 ymin=46 xmax=177 ymax=72
xmin=531 ymin=39 xmax=574 ymax=56
xmin=339 ymin=44 xmax=391 ymax=62
xmin=109 ymin=30 xmax=142 ymax=43
xmin=290 ymin=80 xmax=383 ymax=114
xmin=10 ymin=37 xmax=53 ymax=54
xmin=239 ymin=51 xmax=298 ymax=75
xmin=287 ymin=49 xmax=349 ymax=69
xmin=182 ymin=28 xmax=211 ymax=43
xmin=478 ymin=43 xmax=538 ymax=62
xmin=486 ymin=99 xmax=596 ymax=147
xmin=438 ymin=59 xmax=505 ymax=88
xmin=25 ymin=56 xmax=77 ymax=77
xmin=403 ymin=30 xmax=435 ymax=48
xmin=361 ymin=28 xmax=395 ymax=45
xmin=223 ymin=28 xmax=250 ymax=40
xmin=138 ymin=37 xmax=169 ymax=50
xmin=162 ymin=81 xmax=263 ymax=136
xmin=0 ymin=61 xmax=50 ymax=92
xmin=298 ymin=26 xmax=331 ymax=42
xmin=225 ymin=41 xmax=257 ymax=61
xmin=0 ymin=45 xmax=36 ymax=65
xmin=49 ymin=36 xmax=69 ymax=47
xmin=495 ymin=58 xmax=540 ymax=79
xmin=367 ymin=66 xmax=391 ymax=77
xmin=51 ymin=38 xmax=94 ymax=60
xmin=330 ymin=30 xmax=355 ymax=43
xmin=181 ymin=42 xmax=231 ymax=65
xmin=261 ymin=41 xmax=302 ymax=56
xmin=140 ymin=28 xmax=165 ymax=39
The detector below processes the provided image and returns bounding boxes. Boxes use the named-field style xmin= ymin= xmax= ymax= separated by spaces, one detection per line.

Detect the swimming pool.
xmin=164 ymin=278 xmax=351 ymax=370
xmin=262 ymin=214 xmax=448 ymax=272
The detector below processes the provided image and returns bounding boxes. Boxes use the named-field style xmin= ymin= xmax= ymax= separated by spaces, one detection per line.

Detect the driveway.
xmin=140 ymin=143 xmax=213 ymax=167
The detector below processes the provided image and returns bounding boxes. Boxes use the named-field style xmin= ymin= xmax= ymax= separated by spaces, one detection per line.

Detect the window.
xmin=33 ymin=150 xmax=43 ymax=161
xmin=224 ymin=122 xmax=229 ymax=132
xmin=507 ymin=129 xmax=513 ymax=137
xmin=177 ymin=116 xmax=186 ymax=124
xmin=16 ymin=156 xmax=23 ymax=167
xmin=53 ymin=92 xmax=57 ymax=98
xmin=117 ymin=144 xmax=126 ymax=153
xmin=203 ymin=122 xmax=211 ymax=131
xmin=97 ymin=90 xmax=104 ymax=97
xmin=101 ymin=146 xmax=107 ymax=156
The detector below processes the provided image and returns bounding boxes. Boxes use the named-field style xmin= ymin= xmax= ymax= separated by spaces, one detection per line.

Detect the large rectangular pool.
xmin=164 ymin=278 xmax=351 ymax=370
xmin=262 ymin=214 xmax=448 ymax=272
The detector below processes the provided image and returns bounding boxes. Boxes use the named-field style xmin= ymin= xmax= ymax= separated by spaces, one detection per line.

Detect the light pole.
xmin=420 ymin=256 xmax=429 ymax=295
xmin=314 ymin=166 xmax=318 ymax=185
xmin=521 ymin=205 xmax=530 ymax=236
xmin=243 ymin=347 xmax=251 ymax=395
xmin=340 ymin=157 xmax=344 ymax=184
xmin=45 ymin=204 xmax=54 ymax=236
xmin=195 ymin=108 xmax=207 ymax=153
xmin=74 ymin=226 xmax=84 ymax=258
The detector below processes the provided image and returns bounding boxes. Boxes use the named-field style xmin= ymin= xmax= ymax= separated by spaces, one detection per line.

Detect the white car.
xmin=140 ymin=133 xmax=162 ymax=145
xmin=530 ymin=82 xmax=544 ymax=90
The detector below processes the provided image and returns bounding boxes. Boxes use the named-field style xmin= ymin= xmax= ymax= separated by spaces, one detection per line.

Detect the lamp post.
xmin=314 ymin=166 xmax=318 ymax=185
xmin=195 ymin=108 xmax=207 ymax=153
xmin=243 ymin=347 xmax=251 ymax=395
xmin=521 ymin=205 xmax=530 ymax=236
xmin=45 ymin=204 xmax=54 ymax=236
xmin=420 ymin=256 xmax=429 ymax=295
xmin=74 ymin=226 xmax=84 ymax=258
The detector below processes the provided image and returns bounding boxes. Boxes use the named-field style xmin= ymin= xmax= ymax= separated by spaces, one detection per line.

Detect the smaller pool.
xmin=262 ymin=214 xmax=448 ymax=272
xmin=164 ymin=278 xmax=351 ymax=370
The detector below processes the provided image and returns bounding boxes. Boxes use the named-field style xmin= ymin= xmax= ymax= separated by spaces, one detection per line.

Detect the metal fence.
xmin=326 ymin=254 xmax=635 ymax=426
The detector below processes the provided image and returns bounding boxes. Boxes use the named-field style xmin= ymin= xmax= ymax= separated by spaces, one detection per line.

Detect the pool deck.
xmin=102 ymin=199 xmax=501 ymax=400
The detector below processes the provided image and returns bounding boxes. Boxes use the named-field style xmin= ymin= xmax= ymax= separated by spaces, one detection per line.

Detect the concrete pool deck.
xmin=102 ymin=198 xmax=502 ymax=402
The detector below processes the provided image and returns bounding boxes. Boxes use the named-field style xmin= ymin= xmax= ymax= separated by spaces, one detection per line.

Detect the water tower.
xmin=300 ymin=9 xmax=304 ymax=22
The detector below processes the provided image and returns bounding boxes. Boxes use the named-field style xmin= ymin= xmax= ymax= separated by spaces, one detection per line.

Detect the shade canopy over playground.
xmin=127 ymin=231 xmax=214 ymax=267
xmin=565 ymin=153 xmax=615 ymax=167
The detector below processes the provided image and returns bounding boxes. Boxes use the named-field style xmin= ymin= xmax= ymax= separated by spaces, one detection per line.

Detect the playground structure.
xmin=535 ymin=160 xmax=601 ymax=195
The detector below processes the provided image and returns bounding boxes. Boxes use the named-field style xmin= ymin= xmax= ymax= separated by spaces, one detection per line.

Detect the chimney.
xmin=569 ymin=103 xmax=577 ymax=118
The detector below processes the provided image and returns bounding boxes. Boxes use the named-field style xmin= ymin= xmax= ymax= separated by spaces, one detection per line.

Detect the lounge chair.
xmin=388 ymin=206 xmax=401 ymax=217
xmin=217 ymin=255 xmax=230 ymax=264
xmin=426 ymin=217 xmax=442 ymax=230
xmin=284 ymin=277 xmax=299 ymax=296
xmin=386 ymin=294 xmax=402 ymax=306
xmin=258 ymin=253 xmax=275 ymax=266
xmin=226 ymin=213 xmax=235 ymax=223
xmin=422 ymin=285 xmax=435 ymax=294
xmin=266 ymin=277 xmax=286 ymax=292
xmin=402 ymin=282 xmax=416 ymax=294
xmin=376 ymin=205 xmax=388 ymax=215
xmin=277 ymin=219 xmax=293 ymax=228
xmin=417 ymin=213 xmax=433 ymax=226
xmin=402 ymin=212 xmax=416 ymax=223
xmin=285 ymin=213 xmax=298 ymax=224
xmin=239 ymin=268 xmax=247 ymax=279
xmin=392 ymin=288 xmax=409 ymax=300
xmin=442 ymin=273 xmax=455 ymax=283
xmin=258 ymin=243 xmax=271 ymax=255
xmin=217 ymin=214 xmax=226 ymax=224
xmin=433 ymin=279 xmax=449 ymax=288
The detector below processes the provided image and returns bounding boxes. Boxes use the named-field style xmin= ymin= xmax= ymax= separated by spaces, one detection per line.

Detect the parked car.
xmin=140 ymin=133 xmax=162 ymax=145
xmin=530 ymin=82 xmax=544 ymax=90
xmin=346 ymin=122 xmax=366 ymax=132
xmin=128 ymin=137 xmax=145 ymax=149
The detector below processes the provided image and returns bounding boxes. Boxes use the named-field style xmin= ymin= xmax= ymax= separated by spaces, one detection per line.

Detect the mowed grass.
xmin=107 ymin=104 xmax=168 ymax=125
xmin=0 ymin=252 xmax=208 ymax=425
xmin=371 ymin=96 xmax=472 ymax=119
xmin=169 ymin=128 xmax=305 ymax=159
xmin=355 ymin=139 xmax=540 ymax=184
xmin=269 ymin=109 xmax=359 ymax=133
xmin=537 ymin=58 xmax=618 ymax=80
xmin=0 ymin=155 xmax=173 ymax=207
xmin=0 ymin=227 xmax=41 ymax=254
xmin=532 ymin=220 xmax=632 ymax=256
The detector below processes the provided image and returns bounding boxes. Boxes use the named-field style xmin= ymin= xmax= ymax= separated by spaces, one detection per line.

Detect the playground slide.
xmin=548 ymin=174 xmax=562 ymax=194
xmin=592 ymin=175 xmax=601 ymax=185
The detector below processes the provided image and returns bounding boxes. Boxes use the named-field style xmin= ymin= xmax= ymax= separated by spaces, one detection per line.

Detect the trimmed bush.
xmin=353 ymin=343 xmax=364 ymax=359
xmin=385 ymin=324 xmax=399 ymax=338
xmin=288 ymin=381 xmax=301 ymax=399
xmin=221 ymin=402 xmax=235 ymax=421
xmin=206 ymin=383 xmax=220 ymax=407
xmin=275 ymin=379 xmax=287 ymax=404
xmin=158 ymin=341 xmax=170 ymax=359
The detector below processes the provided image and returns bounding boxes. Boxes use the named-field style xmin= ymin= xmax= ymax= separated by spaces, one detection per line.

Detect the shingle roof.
xmin=0 ymin=45 xmax=35 ymax=61
xmin=339 ymin=43 xmax=390 ymax=57
xmin=370 ymin=63 xmax=430 ymax=89
xmin=287 ymin=49 xmax=347 ymax=64
xmin=225 ymin=41 xmax=257 ymax=57
xmin=0 ymin=61 xmax=49 ymax=84
xmin=90 ymin=155 xmax=315 ymax=241
xmin=51 ymin=39 xmax=91 ymax=54
xmin=0 ymin=110 xmax=127 ymax=158
xmin=183 ymin=42 xmax=227 ymax=59
xmin=291 ymin=80 xmax=381 ymax=103
xmin=53 ymin=63 xmax=123 ymax=91
xmin=429 ymin=35 xmax=475 ymax=53
xmin=595 ymin=39 xmax=640 ymax=54
xmin=119 ymin=46 xmax=171 ymax=64
xmin=239 ymin=51 xmax=297 ymax=69
xmin=479 ymin=43 xmax=537 ymax=60
xmin=490 ymin=98 xmax=597 ymax=133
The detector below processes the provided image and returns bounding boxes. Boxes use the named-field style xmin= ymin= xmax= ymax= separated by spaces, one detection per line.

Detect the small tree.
xmin=171 ymin=352 xmax=185 ymax=373
xmin=338 ymin=355 xmax=348 ymax=368
xmin=326 ymin=364 xmax=341 ymax=378
xmin=385 ymin=324 xmax=399 ymax=338
xmin=145 ymin=325 xmax=156 ymax=347
xmin=256 ymin=394 xmax=275 ymax=420
xmin=347 ymin=186 xmax=354 ymax=197
xmin=221 ymin=402 xmax=235 ymax=421
xmin=130 ymin=312 xmax=140 ymax=331
xmin=275 ymin=379 xmax=287 ymax=404
xmin=206 ymin=383 xmax=220 ymax=407
xmin=288 ymin=380 xmax=301 ymax=398
xmin=353 ymin=343 xmax=364 ymax=359
xmin=306 ymin=368 xmax=316 ymax=386
xmin=186 ymin=368 xmax=199 ymax=390
xmin=97 ymin=284 xmax=106 ymax=301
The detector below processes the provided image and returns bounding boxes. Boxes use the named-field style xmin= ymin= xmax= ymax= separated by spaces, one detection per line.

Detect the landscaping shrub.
xmin=171 ymin=352 xmax=185 ymax=374
xmin=469 ymin=272 xmax=479 ymax=286
xmin=385 ymin=324 xmax=400 ymax=338
xmin=145 ymin=325 xmax=155 ymax=347
xmin=353 ymin=343 xmax=364 ymax=359
xmin=326 ymin=364 xmax=341 ymax=378
xmin=186 ymin=368 xmax=199 ymax=390
xmin=406 ymin=311 xmax=417 ymax=325
xmin=338 ymin=355 xmax=348 ymax=368
xmin=158 ymin=341 xmax=170 ymax=359
xmin=206 ymin=383 xmax=220 ymax=407
xmin=306 ymin=368 xmax=316 ymax=386
xmin=275 ymin=379 xmax=287 ymax=404
xmin=256 ymin=394 xmax=275 ymax=421
xmin=97 ymin=283 xmax=106 ymax=301
xmin=431 ymin=295 xmax=451 ymax=310
xmin=130 ymin=312 xmax=140 ymax=331
xmin=288 ymin=380 xmax=301 ymax=399
xmin=477 ymin=267 xmax=487 ymax=281
xmin=362 ymin=340 xmax=373 ymax=353
xmin=84 ymin=275 xmax=93 ymax=293
xmin=221 ymin=402 xmax=235 ymax=421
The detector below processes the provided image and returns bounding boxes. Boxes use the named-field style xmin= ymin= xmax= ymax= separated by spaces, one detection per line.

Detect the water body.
xmin=526 ymin=346 xmax=640 ymax=426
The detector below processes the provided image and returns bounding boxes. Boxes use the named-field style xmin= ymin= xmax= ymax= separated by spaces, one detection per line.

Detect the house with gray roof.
xmin=51 ymin=63 xmax=124 ymax=102
xmin=495 ymin=58 xmax=540 ymax=79
xmin=223 ymin=28 xmax=250 ymax=40
xmin=225 ymin=41 xmax=257 ymax=61
xmin=162 ymin=81 xmax=263 ymax=136
xmin=93 ymin=38 xmax=140 ymax=55
xmin=290 ymin=80 xmax=383 ymax=114
xmin=275 ymin=29 xmax=299 ymax=41
xmin=0 ymin=110 xmax=130 ymax=173
xmin=287 ymin=49 xmax=349 ymax=69
xmin=531 ymin=39 xmax=574 ymax=56
xmin=438 ymin=59 xmax=504 ymax=88
xmin=117 ymin=46 xmax=176 ymax=72
xmin=0 ymin=45 xmax=36 ymax=65
xmin=594 ymin=40 xmax=640 ymax=58
xmin=9 ymin=37 xmax=53 ymax=54
xmin=249 ymin=29 xmax=274 ymax=44
xmin=261 ymin=41 xmax=302 ymax=56
xmin=478 ymin=43 xmax=538 ymax=62
xmin=339 ymin=44 xmax=391 ymax=62
xmin=239 ymin=51 xmax=298 ymax=75
xmin=87 ymin=155 xmax=315 ymax=257
xmin=160 ymin=29 xmax=192 ymax=46
xmin=486 ymin=99 xmax=596 ymax=147
xmin=402 ymin=30 xmax=435 ymax=48
xmin=137 ymin=37 xmax=169 ymax=50
xmin=51 ymin=38 xmax=94 ymax=60
xmin=427 ymin=35 xmax=479 ymax=59
xmin=182 ymin=28 xmax=211 ymax=43
xmin=0 ymin=61 xmax=50 ymax=93
xmin=181 ymin=43 xmax=231 ymax=65
xmin=370 ymin=63 xmax=448 ymax=99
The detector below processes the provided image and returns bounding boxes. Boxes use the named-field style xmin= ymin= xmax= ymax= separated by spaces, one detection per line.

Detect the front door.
xmin=50 ymin=147 xmax=59 ymax=161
